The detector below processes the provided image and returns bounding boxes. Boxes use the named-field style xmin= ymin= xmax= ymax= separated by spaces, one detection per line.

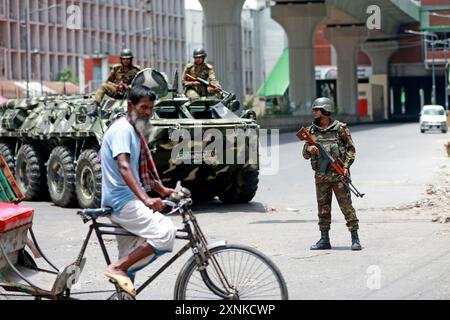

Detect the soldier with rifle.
xmin=298 ymin=97 xmax=363 ymax=251
xmin=182 ymin=48 xmax=222 ymax=99
xmin=89 ymin=48 xmax=141 ymax=115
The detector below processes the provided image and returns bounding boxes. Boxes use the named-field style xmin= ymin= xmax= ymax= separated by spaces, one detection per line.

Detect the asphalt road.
xmin=2 ymin=122 xmax=450 ymax=300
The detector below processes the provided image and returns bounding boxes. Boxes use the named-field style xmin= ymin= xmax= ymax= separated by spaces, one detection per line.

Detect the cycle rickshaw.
xmin=0 ymin=187 xmax=288 ymax=300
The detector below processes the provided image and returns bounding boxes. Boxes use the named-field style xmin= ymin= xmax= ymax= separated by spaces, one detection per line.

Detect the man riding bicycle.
xmin=100 ymin=71 xmax=176 ymax=297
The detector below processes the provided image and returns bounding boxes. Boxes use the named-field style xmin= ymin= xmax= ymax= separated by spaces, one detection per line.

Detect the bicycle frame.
xmin=75 ymin=202 xmax=235 ymax=299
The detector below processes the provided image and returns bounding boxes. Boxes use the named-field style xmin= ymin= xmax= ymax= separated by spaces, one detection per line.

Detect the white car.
xmin=420 ymin=105 xmax=448 ymax=133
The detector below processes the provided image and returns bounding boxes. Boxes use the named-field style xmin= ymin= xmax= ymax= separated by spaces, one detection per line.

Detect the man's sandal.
xmin=104 ymin=272 xmax=136 ymax=297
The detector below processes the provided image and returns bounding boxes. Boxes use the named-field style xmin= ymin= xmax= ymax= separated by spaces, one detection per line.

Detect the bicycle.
xmin=87 ymin=188 xmax=288 ymax=300
xmin=1 ymin=188 xmax=289 ymax=300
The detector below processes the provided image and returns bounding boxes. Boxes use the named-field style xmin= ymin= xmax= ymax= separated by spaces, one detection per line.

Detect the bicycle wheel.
xmin=174 ymin=244 xmax=288 ymax=300
xmin=107 ymin=292 xmax=136 ymax=300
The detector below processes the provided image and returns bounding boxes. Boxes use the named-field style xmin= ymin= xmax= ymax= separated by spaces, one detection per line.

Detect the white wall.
xmin=185 ymin=9 xmax=204 ymax=61
xmin=184 ymin=0 xmax=287 ymax=95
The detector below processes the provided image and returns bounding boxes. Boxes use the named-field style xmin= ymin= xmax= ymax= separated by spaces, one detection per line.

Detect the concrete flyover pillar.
xmin=362 ymin=40 xmax=399 ymax=120
xmin=199 ymin=0 xmax=245 ymax=103
xmin=272 ymin=2 xmax=327 ymax=114
xmin=362 ymin=40 xmax=399 ymax=75
xmin=325 ymin=26 xmax=368 ymax=116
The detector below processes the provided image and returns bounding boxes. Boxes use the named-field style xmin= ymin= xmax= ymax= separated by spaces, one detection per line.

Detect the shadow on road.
xmin=328 ymin=246 xmax=355 ymax=251
xmin=250 ymin=219 xmax=318 ymax=224
xmin=191 ymin=200 xmax=267 ymax=214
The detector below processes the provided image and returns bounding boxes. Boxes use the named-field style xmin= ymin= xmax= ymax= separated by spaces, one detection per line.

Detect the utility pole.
xmin=444 ymin=39 xmax=449 ymax=110
xmin=431 ymin=38 xmax=436 ymax=105
xmin=24 ymin=2 xmax=30 ymax=98
xmin=405 ymin=29 xmax=439 ymax=105
xmin=24 ymin=3 xmax=61 ymax=98
xmin=32 ymin=49 xmax=42 ymax=95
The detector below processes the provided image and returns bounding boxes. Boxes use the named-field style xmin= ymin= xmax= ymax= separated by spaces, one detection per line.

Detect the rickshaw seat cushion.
xmin=78 ymin=207 xmax=113 ymax=219
xmin=0 ymin=203 xmax=34 ymax=232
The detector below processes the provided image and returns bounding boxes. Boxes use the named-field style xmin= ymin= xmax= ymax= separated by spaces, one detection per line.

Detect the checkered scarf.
xmin=139 ymin=133 xmax=161 ymax=192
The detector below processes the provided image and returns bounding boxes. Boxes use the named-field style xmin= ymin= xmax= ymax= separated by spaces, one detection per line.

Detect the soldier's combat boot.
xmin=310 ymin=230 xmax=331 ymax=250
xmin=351 ymin=230 xmax=362 ymax=251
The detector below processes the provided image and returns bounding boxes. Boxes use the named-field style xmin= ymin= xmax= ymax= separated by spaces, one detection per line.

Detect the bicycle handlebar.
xmin=163 ymin=197 xmax=192 ymax=215
xmin=163 ymin=200 xmax=178 ymax=208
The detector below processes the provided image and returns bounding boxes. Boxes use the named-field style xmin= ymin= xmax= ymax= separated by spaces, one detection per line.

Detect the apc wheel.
xmin=174 ymin=244 xmax=288 ymax=300
xmin=47 ymin=146 xmax=77 ymax=207
xmin=75 ymin=149 xmax=102 ymax=209
xmin=0 ymin=142 xmax=15 ymax=174
xmin=218 ymin=165 xmax=259 ymax=204
xmin=15 ymin=144 xmax=46 ymax=200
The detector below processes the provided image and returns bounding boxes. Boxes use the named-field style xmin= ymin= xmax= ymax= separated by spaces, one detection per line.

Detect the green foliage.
xmin=264 ymin=103 xmax=293 ymax=116
xmin=57 ymin=67 xmax=79 ymax=84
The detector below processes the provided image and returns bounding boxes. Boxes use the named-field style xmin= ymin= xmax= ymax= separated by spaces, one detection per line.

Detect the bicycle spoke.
xmin=236 ymin=255 xmax=263 ymax=289
xmin=186 ymin=270 xmax=226 ymax=299
xmin=185 ymin=291 xmax=220 ymax=300
xmin=240 ymin=281 xmax=281 ymax=297
xmin=240 ymin=284 xmax=284 ymax=298
xmin=238 ymin=265 xmax=274 ymax=293
xmin=235 ymin=250 xmax=246 ymax=287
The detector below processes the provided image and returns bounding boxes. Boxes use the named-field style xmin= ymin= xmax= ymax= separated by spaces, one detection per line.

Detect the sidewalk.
xmin=257 ymin=114 xmax=413 ymax=132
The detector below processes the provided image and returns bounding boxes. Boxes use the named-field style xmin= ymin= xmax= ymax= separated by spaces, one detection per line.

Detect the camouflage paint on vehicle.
xmin=0 ymin=74 xmax=260 ymax=208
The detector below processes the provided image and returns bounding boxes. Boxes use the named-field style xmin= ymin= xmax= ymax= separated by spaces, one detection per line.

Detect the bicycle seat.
xmin=78 ymin=207 xmax=113 ymax=219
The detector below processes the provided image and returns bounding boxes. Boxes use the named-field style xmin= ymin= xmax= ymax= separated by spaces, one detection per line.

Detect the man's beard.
xmin=130 ymin=111 xmax=152 ymax=136
xmin=134 ymin=118 xmax=152 ymax=136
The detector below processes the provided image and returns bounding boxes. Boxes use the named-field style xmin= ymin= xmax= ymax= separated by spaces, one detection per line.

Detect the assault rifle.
xmin=185 ymin=73 xmax=241 ymax=116
xmin=296 ymin=127 xmax=365 ymax=198
xmin=185 ymin=74 xmax=231 ymax=96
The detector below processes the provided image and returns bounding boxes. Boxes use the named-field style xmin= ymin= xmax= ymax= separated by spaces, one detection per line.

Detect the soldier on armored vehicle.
xmin=0 ymin=68 xmax=260 ymax=209
xmin=90 ymin=48 xmax=141 ymax=115
xmin=182 ymin=48 xmax=222 ymax=99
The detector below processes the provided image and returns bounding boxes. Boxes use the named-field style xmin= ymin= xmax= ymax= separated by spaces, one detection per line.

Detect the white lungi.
xmin=110 ymin=200 xmax=176 ymax=259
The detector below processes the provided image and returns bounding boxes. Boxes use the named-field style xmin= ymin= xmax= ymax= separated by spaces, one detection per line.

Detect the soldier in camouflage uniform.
xmin=182 ymin=48 xmax=221 ymax=99
xmin=92 ymin=48 xmax=141 ymax=112
xmin=302 ymin=97 xmax=362 ymax=251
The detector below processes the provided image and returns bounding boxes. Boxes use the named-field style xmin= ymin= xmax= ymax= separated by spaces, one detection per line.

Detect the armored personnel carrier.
xmin=0 ymin=69 xmax=260 ymax=208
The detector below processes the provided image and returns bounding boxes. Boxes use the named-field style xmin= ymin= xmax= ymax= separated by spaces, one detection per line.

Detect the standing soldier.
xmin=91 ymin=48 xmax=141 ymax=114
xmin=182 ymin=48 xmax=221 ymax=99
xmin=302 ymin=97 xmax=362 ymax=251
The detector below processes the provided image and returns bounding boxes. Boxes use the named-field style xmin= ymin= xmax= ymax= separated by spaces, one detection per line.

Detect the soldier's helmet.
xmin=120 ymin=48 xmax=134 ymax=59
xmin=193 ymin=48 xmax=207 ymax=58
xmin=312 ymin=97 xmax=335 ymax=113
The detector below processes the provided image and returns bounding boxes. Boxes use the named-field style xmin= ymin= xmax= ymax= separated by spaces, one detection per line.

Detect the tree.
xmin=56 ymin=67 xmax=79 ymax=84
